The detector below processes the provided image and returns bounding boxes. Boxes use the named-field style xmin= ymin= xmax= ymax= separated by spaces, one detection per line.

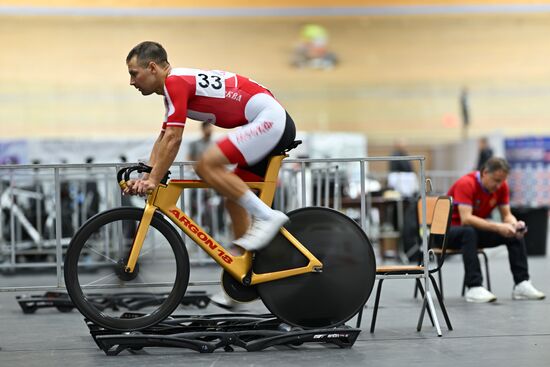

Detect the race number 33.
xmin=195 ymin=71 xmax=226 ymax=98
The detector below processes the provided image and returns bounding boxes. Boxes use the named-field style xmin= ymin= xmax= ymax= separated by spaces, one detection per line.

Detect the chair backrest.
xmin=427 ymin=196 xmax=453 ymax=271
xmin=430 ymin=196 xmax=452 ymax=237
xmin=417 ymin=196 xmax=438 ymax=226
xmin=415 ymin=195 xmax=453 ymax=268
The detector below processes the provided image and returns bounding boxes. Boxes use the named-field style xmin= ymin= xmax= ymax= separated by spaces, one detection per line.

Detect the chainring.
xmin=221 ymin=270 xmax=259 ymax=303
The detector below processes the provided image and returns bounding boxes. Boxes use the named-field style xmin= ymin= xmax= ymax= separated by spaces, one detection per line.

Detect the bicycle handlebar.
xmin=117 ymin=163 xmax=171 ymax=190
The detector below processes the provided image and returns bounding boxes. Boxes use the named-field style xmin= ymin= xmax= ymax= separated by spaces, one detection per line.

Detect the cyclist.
xmin=124 ymin=41 xmax=295 ymax=254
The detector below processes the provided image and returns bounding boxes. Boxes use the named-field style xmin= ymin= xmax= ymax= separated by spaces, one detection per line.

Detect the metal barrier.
xmin=0 ymin=156 xmax=430 ymax=294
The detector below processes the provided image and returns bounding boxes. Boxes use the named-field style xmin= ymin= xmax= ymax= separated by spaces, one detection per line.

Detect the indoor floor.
xmin=2 ymin=242 xmax=550 ymax=366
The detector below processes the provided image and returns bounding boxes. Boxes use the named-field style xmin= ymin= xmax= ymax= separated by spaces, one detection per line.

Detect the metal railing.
xmin=0 ymin=156 xmax=430 ymax=293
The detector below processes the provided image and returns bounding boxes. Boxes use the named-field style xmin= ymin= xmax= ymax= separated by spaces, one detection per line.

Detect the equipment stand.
xmin=86 ymin=313 xmax=361 ymax=355
xmin=16 ymin=291 xmax=210 ymax=314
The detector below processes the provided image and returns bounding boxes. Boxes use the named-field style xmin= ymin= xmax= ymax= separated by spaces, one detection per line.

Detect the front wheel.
xmin=64 ymin=207 xmax=190 ymax=331
xmin=254 ymin=207 xmax=376 ymax=329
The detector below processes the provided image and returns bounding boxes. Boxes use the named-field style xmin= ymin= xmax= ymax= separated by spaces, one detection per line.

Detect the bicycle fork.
xmin=124 ymin=201 xmax=157 ymax=274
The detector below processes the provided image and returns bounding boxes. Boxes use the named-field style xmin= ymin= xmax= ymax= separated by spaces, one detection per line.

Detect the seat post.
xmin=258 ymin=154 xmax=285 ymax=207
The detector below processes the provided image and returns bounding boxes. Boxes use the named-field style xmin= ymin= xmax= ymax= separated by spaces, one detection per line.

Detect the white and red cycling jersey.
xmin=162 ymin=68 xmax=295 ymax=180
xmin=162 ymin=68 xmax=272 ymax=130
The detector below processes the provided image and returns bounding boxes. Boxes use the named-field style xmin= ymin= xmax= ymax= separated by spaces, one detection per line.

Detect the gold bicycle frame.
xmin=122 ymin=154 xmax=323 ymax=285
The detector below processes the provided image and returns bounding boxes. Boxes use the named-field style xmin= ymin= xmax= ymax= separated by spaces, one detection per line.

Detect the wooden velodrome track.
xmin=2 ymin=1 xmax=550 ymax=144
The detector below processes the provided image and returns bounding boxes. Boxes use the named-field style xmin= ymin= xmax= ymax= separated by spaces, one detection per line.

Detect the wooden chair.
xmin=357 ymin=196 xmax=454 ymax=333
xmin=419 ymin=197 xmax=492 ymax=299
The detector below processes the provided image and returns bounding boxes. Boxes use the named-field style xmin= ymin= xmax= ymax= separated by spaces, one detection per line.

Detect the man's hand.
xmin=514 ymin=220 xmax=527 ymax=239
xmin=495 ymin=222 xmax=516 ymax=238
xmin=123 ymin=178 xmax=158 ymax=197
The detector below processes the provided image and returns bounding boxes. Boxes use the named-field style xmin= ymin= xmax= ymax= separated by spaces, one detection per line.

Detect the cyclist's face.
xmin=127 ymin=56 xmax=158 ymax=95
xmin=480 ymin=169 xmax=508 ymax=193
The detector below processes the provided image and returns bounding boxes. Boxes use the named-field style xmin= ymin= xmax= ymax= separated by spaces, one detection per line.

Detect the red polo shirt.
xmin=447 ymin=171 xmax=510 ymax=226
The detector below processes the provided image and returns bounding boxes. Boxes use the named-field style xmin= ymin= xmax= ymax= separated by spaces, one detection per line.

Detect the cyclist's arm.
xmin=148 ymin=74 xmax=189 ymax=179
xmin=142 ymin=131 xmax=164 ymax=179
xmin=124 ymin=128 xmax=183 ymax=196
xmin=147 ymin=127 xmax=183 ymax=185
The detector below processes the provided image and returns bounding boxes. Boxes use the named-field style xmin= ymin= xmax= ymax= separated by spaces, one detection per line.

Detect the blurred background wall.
xmin=1 ymin=1 xmax=550 ymax=169
xmin=2 ymin=1 xmax=550 ymax=259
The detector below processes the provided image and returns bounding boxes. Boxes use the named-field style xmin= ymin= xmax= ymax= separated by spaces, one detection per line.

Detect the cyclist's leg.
xmin=196 ymin=93 xmax=295 ymax=251
xmin=197 ymin=148 xmax=286 ymax=251
xmin=202 ymin=95 xmax=295 ymax=308
xmin=231 ymin=96 xmax=295 ymax=248
xmin=194 ymin=146 xmax=249 ymax=200
xmin=209 ymin=197 xmax=248 ymax=309
xmin=225 ymin=198 xmax=249 ymax=240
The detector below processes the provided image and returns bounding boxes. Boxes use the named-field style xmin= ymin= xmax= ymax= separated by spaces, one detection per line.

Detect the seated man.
xmin=447 ymin=157 xmax=545 ymax=303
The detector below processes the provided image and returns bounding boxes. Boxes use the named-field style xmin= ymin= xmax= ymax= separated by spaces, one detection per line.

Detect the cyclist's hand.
xmin=134 ymin=178 xmax=157 ymax=196
xmin=123 ymin=179 xmax=137 ymax=196
xmin=123 ymin=178 xmax=156 ymax=196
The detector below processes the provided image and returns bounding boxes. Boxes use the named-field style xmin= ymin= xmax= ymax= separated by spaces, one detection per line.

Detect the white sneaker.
xmin=209 ymin=291 xmax=241 ymax=310
xmin=465 ymin=286 xmax=497 ymax=303
xmin=512 ymin=280 xmax=545 ymax=300
xmin=233 ymin=211 xmax=288 ymax=251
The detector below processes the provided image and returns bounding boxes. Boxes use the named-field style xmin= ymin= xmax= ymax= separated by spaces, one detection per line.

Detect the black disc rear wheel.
xmin=254 ymin=207 xmax=376 ymax=328
xmin=64 ymin=207 xmax=190 ymax=331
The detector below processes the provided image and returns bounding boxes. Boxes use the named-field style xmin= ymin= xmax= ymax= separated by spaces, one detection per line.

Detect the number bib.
xmin=195 ymin=70 xmax=226 ymax=98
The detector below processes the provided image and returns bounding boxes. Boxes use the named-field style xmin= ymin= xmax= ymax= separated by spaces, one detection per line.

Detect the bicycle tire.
xmin=254 ymin=207 xmax=376 ymax=329
xmin=64 ymin=207 xmax=189 ymax=331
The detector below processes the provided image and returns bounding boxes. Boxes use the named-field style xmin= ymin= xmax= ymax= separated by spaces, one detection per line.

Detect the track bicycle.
xmin=64 ymin=141 xmax=376 ymax=331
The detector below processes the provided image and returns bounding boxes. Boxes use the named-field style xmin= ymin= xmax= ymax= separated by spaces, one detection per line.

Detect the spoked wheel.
xmin=64 ymin=207 xmax=190 ymax=331
xmin=254 ymin=207 xmax=376 ymax=329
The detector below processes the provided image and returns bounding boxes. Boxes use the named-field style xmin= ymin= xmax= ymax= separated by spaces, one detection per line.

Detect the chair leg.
xmin=429 ymin=274 xmax=453 ymax=330
xmin=413 ymin=256 xmax=422 ymax=299
xmin=417 ymin=255 xmax=445 ymax=300
xmin=437 ymin=255 xmax=445 ymax=300
xmin=370 ymin=279 xmax=384 ymax=333
xmin=417 ymin=294 xmax=428 ymax=332
xmin=415 ymin=279 xmax=435 ymax=327
xmin=355 ymin=299 xmax=367 ymax=328
xmin=480 ymin=251 xmax=491 ymax=291
xmin=461 ymin=251 xmax=471 ymax=297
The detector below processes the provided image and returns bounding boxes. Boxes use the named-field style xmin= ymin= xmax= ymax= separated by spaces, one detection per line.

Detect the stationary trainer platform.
xmin=16 ymin=291 xmax=210 ymax=314
xmin=86 ymin=313 xmax=361 ymax=355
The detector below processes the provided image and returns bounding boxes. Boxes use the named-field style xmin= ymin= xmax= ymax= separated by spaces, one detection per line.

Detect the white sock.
xmin=237 ymin=190 xmax=273 ymax=220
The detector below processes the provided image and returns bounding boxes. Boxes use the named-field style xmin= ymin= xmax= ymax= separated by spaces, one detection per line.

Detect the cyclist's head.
xmin=126 ymin=41 xmax=170 ymax=96
xmin=126 ymin=41 xmax=169 ymax=68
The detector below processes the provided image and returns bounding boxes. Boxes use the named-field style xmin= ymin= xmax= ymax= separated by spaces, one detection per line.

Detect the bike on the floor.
xmin=64 ymin=141 xmax=376 ymax=331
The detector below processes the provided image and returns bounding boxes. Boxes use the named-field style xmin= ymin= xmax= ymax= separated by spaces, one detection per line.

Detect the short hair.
xmin=482 ymin=157 xmax=510 ymax=174
xmin=126 ymin=41 xmax=169 ymax=67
